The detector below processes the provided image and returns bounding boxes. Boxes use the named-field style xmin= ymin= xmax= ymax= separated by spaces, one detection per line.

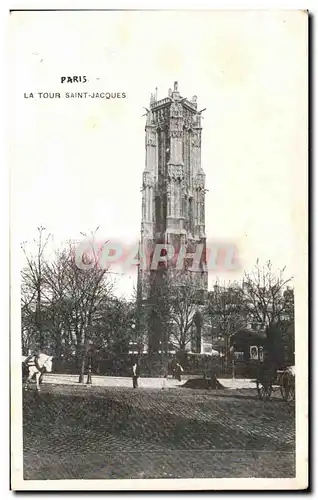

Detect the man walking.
xmin=175 ymin=362 xmax=183 ymax=382
xmin=132 ymin=360 xmax=139 ymax=388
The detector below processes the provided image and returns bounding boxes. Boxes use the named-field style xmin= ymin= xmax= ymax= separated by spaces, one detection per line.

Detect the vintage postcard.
xmin=10 ymin=9 xmax=308 ymax=491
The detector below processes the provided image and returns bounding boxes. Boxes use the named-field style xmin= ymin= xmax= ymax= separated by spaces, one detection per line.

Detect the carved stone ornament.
xmin=170 ymin=102 xmax=183 ymax=118
xmin=193 ymin=175 xmax=205 ymax=190
xmin=191 ymin=133 xmax=201 ymax=148
xmin=168 ymin=164 xmax=184 ymax=182
xmin=143 ymin=224 xmax=152 ymax=238
xmin=170 ymin=130 xmax=183 ymax=139
xmin=193 ymin=114 xmax=202 ymax=127
xmin=147 ymin=135 xmax=156 ymax=147
xmin=184 ymin=112 xmax=195 ymax=129
xmin=184 ymin=119 xmax=193 ymax=130
xmin=142 ymin=173 xmax=153 ymax=188
xmin=170 ymin=117 xmax=183 ymax=131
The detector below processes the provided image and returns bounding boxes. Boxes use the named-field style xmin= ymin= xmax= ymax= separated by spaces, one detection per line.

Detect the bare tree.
xmin=206 ymin=280 xmax=248 ymax=364
xmin=243 ymin=260 xmax=293 ymax=328
xmin=159 ymin=272 xmax=203 ymax=352
xmin=42 ymin=246 xmax=76 ymax=359
xmin=96 ymin=297 xmax=136 ymax=354
xmin=58 ymin=231 xmax=114 ymax=383
xmin=137 ymin=269 xmax=206 ymax=353
xmin=21 ymin=226 xmax=51 ymax=350
xmin=21 ymin=228 xmax=115 ymax=382
xmin=280 ymin=287 xmax=295 ymax=363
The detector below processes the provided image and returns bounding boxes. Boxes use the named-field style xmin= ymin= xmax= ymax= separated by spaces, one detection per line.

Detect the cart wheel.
xmin=256 ymin=380 xmax=272 ymax=401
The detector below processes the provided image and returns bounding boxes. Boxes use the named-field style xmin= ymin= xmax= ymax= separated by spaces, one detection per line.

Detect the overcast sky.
xmin=10 ymin=10 xmax=307 ymax=298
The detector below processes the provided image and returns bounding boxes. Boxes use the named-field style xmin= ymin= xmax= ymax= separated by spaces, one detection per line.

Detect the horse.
xmin=279 ymin=365 xmax=295 ymax=401
xmin=22 ymin=353 xmax=53 ymax=391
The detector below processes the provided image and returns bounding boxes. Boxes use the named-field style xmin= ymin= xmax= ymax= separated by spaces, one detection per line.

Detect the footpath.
xmin=43 ymin=373 xmax=255 ymax=390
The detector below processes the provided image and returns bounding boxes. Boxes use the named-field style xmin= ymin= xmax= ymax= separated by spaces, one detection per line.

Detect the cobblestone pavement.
xmin=23 ymin=385 xmax=295 ymax=480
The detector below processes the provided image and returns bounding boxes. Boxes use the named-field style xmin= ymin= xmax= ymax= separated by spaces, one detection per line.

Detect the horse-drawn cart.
xmin=256 ymin=362 xmax=295 ymax=401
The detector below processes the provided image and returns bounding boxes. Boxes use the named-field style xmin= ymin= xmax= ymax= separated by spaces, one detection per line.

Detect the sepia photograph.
xmin=9 ymin=9 xmax=308 ymax=490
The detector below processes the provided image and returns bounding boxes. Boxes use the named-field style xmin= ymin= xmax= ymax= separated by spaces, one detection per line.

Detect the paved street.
xmin=23 ymin=384 xmax=295 ymax=480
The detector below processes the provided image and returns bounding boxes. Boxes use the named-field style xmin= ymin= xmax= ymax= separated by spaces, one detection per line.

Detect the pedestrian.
xmin=175 ymin=362 xmax=184 ymax=382
xmin=171 ymin=357 xmax=177 ymax=379
xmin=161 ymin=362 xmax=168 ymax=390
xmin=132 ymin=360 xmax=139 ymax=388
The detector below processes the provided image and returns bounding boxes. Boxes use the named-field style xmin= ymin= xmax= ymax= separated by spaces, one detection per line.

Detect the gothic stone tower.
xmin=137 ymin=82 xmax=208 ymax=352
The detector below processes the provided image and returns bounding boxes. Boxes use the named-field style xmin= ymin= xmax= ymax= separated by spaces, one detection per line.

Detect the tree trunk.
xmin=224 ymin=334 xmax=229 ymax=371
xmin=179 ymin=340 xmax=186 ymax=353
xmin=75 ymin=338 xmax=82 ymax=370
xmin=36 ymin=297 xmax=44 ymax=347
xmin=78 ymin=351 xmax=86 ymax=383
xmin=54 ymin=333 xmax=63 ymax=360
xmin=77 ymin=330 xmax=86 ymax=382
xmin=78 ymin=337 xmax=87 ymax=383
xmin=78 ymin=323 xmax=90 ymax=383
